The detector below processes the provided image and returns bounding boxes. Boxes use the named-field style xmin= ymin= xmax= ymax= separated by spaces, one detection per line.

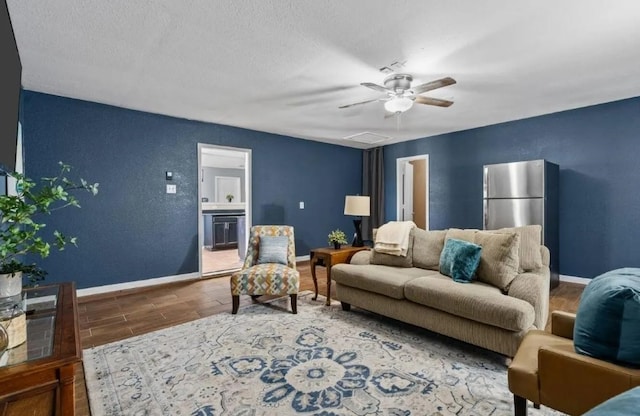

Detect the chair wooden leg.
xmin=341 ymin=302 xmax=351 ymax=311
xmin=290 ymin=294 xmax=297 ymax=314
xmin=232 ymin=295 xmax=239 ymax=314
xmin=514 ymin=395 xmax=528 ymax=416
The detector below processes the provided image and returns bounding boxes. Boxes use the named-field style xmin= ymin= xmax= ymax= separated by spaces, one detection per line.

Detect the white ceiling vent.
xmin=342 ymin=132 xmax=391 ymax=145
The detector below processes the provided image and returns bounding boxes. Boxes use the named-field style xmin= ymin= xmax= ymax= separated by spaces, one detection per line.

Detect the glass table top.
xmin=0 ymin=285 xmax=60 ymax=367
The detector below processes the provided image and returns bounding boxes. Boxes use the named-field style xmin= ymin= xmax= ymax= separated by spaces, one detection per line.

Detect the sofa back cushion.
xmin=439 ymin=238 xmax=482 ymax=283
xmin=412 ymin=229 xmax=446 ymax=270
xmin=474 ymin=231 xmax=521 ymax=291
xmin=494 ymin=225 xmax=543 ymax=271
xmin=370 ymin=228 xmax=414 ymax=268
xmin=445 ymin=228 xmax=478 ymax=243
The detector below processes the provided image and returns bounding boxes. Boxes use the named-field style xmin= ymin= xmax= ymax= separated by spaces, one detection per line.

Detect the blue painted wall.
xmin=21 ymin=91 xmax=362 ymax=289
xmin=384 ymin=96 xmax=640 ymax=279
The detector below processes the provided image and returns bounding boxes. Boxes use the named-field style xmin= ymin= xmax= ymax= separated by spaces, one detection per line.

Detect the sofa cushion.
xmin=412 ymin=229 xmax=446 ymax=270
xmin=495 ymin=225 xmax=543 ymax=271
xmin=574 ymin=268 xmax=640 ymax=366
xmin=445 ymin=228 xmax=477 ymax=243
xmin=439 ymin=238 xmax=482 ymax=283
xmin=370 ymin=228 xmax=414 ymax=268
xmin=332 ymin=264 xmax=433 ymax=299
xmin=474 ymin=231 xmax=521 ymax=291
xmin=405 ymin=275 xmax=536 ymax=331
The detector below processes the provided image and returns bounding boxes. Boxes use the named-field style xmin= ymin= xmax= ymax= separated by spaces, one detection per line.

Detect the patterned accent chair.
xmin=230 ymin=225 xmax=299 ymax=314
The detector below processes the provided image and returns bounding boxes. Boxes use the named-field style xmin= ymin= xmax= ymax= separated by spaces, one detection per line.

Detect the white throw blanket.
xmin=374 ymin=221 xmax=416 ymax=257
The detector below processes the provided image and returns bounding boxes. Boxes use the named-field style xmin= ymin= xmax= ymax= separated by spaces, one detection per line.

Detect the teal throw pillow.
xmin=582 ymin=386 xmax=640 ymax=416
xmin=257 ymin=236 xmax=289 ymax=265
xmin=439 ymin=238 xmax=482 ymax=283
xmin=574 ymin=268 xmax=640 ymax=367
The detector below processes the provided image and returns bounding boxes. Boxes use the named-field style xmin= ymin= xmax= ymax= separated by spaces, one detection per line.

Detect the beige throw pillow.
xmin=370 ymin=228 xmax=414 ymax=268
xmin=412 ymin=229 xmax=446 ymax=270
xmin=474 ymin=231 xmax=521 ymax=291
xmin=495 ymin=225 xmax=543 ymax=271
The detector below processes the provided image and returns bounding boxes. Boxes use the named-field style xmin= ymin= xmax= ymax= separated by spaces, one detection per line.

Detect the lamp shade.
xmin=384 ymin=96 xmax=413 ymax=113
xmin=344 ymin=195 xmax=370 ymax=216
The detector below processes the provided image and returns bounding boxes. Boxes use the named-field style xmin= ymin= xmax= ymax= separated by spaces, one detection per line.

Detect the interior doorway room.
xmin=199 ymin=145 xmax=251 ymax=276
xmin=396 ymin=155 xmax=429 ymax=230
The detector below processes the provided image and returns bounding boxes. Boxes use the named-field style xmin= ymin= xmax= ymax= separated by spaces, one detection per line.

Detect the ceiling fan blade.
xmin=338 ymin=98 xmax=381 ymax=109
xmin=411 ymin=77 xmax=456 ymax=94
xmin=361 ymin=82 xmax=393 ymax=94
xmin=414 ymin=96 xmax=454 ymax=107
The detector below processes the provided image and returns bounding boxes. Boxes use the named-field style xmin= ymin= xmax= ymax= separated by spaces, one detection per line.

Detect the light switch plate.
xmin=166 ymin=184 xmax=177 ymax=194
xmin=299 ymin=201 xmax=304 ymax=209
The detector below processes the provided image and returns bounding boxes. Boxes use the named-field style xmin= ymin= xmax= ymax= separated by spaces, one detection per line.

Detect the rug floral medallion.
xmin=83 ymin=292 xmax=561 ymax=415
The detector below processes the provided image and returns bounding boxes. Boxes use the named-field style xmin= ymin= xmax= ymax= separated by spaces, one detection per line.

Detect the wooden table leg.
xmin=310 ymin=253 xmax=319 ymax=301
xmin=325 ymin=260 xmax=332 ymax=306
xmin=60 ymin=364 xmax=77 ymax=416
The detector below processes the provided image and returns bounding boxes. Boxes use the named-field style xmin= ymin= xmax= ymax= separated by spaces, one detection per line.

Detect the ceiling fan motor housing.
xmin=384 ymin=73 xmax=413 ymax=93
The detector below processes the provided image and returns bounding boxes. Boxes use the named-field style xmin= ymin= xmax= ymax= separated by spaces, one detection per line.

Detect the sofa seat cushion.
xmin=332 ymin=264 xmax=435 ymax=300
xmin=404 ymin=275 xmax=536 ymax=331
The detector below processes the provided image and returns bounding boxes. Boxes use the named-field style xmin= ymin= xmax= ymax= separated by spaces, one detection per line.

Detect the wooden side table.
xmin=0 ymin=282 xmax=80 ymax=416
xmin=310 ymin=246 xmax=368 ymax=305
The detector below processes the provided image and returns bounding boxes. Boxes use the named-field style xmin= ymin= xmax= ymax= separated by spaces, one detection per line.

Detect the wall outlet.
xmin=299 ymin=201 xmax=304 ymax=209
xmin=166 ymin=184 xmax=177 ymax=194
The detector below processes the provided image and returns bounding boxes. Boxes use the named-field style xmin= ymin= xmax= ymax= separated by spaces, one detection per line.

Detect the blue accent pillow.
xmin=439 ymin=238 xmax=482 ymax=283
xmin=574 ymin=268 xmax=640 ymax=367
xmin=257 ymin=236 xmax=289 ymax=265
xmin=583 ymin=386 xmax=640 ymax=416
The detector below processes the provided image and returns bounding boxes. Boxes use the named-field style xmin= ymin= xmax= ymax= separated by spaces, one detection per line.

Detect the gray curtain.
xmin=362 ymin=147 xmax=384 ymax=242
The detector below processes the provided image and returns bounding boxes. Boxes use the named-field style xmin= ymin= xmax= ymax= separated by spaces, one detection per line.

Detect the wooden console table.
xmin=0 ymin=282 xmax=81 ymax=415
xmin=310 ymin=246 xmax=368 ymax=305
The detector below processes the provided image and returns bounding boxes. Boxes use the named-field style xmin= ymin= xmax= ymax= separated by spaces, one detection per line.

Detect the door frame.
xmin=197 ymin=143 xmax=252 ymax=276
xmin=395 ymin=154 xmax=429 ymax=229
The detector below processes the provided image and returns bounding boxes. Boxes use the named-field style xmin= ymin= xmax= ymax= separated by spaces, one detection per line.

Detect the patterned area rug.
xmin=84 ymin=292 xmax=562 ymax=415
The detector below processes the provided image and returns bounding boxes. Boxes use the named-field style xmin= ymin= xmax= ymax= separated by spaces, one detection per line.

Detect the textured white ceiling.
xmin=7 ymin=1 xmax=640 ymax=149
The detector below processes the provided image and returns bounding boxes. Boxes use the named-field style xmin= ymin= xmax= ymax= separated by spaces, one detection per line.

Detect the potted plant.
xmin=328 ymin=229 xmax=348 ymax=249
xmin=0 ymin=161 xmax=99 ymax=295
xmin=226 ymin=194 xmax=234 ymax=203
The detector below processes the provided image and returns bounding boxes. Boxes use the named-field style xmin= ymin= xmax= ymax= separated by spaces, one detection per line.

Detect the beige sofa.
xmin=332 ymin=226 xmax=550 ymax=357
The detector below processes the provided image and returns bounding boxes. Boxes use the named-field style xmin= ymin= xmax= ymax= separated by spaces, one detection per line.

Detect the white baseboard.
xmin=77 ymin=272 xmax=201 ymax=298
xmin=559 ymin=274 xmax=590 ymax=285
xmin=78 ymin=256 xmax=312 ymax=298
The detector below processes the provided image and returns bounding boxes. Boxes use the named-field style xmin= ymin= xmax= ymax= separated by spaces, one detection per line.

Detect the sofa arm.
xmin=508 ymin=270 xmax=550 ymax=330
xmin=349 ymin=250 xmax=371 ymax=265
xmin=538 ymin=343 xmax=640 ymax=415
xmin=551 ymin=311 xmax=576 ymax=339
xmin=540 ymin=245 xmax=550 ymax=268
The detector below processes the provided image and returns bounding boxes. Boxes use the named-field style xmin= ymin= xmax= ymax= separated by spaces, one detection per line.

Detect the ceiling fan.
xmin=339 ymin=74 xmax=456 ymax=115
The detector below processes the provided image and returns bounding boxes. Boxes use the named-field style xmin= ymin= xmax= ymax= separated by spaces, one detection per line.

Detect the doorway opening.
xmin=396 ymin=154 xmax=429 ymax=230
xmin=198 ymin=144 xmax=252 ymax=276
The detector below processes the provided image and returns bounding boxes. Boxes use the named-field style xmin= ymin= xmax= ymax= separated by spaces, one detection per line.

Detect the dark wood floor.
xmin=74 ymin=262 xmax=584 ymax=415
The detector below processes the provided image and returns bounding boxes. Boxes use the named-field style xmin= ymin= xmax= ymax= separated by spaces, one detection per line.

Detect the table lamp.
xmin=344 ymin=195 xmax=370 ymax=247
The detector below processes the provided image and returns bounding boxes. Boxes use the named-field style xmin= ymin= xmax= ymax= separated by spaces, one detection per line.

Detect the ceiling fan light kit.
xmin=384 ymin=96 xmax=413 ymax=113
xmin=340 ymin=73 xmax=456 ymax=115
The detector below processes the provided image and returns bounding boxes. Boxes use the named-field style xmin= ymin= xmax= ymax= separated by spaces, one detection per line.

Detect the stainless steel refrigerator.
xmin=483 ymin=160 xmax=559 ymax=289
